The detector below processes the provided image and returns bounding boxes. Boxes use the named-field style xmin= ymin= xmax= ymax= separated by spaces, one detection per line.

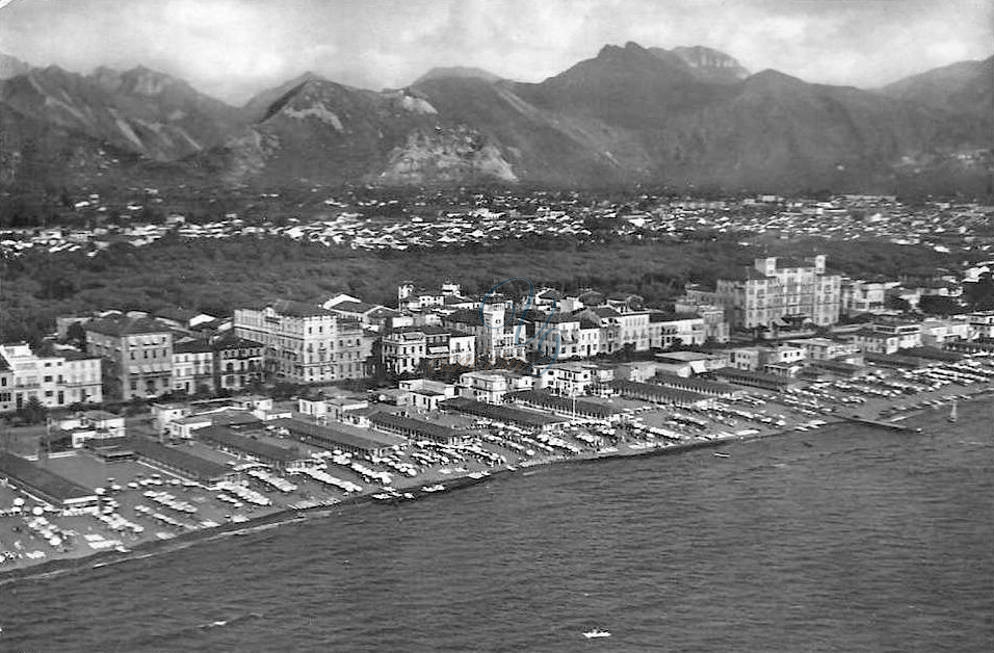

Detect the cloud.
xmin=0 ymin=0 xmax=990 ymax=104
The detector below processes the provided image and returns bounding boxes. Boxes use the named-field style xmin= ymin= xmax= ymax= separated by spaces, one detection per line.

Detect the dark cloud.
xmin=0 ymin=0 xmax=990 ymax=104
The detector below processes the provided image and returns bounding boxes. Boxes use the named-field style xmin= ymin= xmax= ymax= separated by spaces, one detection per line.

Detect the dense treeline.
xmin=0 ymin=233 xmax=968 ymax=344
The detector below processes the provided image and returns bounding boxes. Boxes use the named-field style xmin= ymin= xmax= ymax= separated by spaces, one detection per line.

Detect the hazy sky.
xmin=0 ymin=0 xmax=990 ymax=104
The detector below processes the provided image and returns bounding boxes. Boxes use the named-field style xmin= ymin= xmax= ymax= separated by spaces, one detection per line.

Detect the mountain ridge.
xmin=0 ymin=43 xmax=990 ymax=195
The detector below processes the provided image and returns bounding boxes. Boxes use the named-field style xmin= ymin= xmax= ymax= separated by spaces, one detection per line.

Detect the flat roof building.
xmin=271 ymin=418 xmax=406 ymax=457
xmin=609 ymin=380 xmax=714 ymax=409
xmin=0 ymin=451 xmax=99 ymax=510
xmin=369 ymin=412 xmax=470 ymax=445
xmin=125 ymin=437 xmax=237 ymax=484
xmin=197 ymin=426 xmax=306 ymax=470
xmin=506 ymin=390 xmax=620 ymax=419
xmin=441 ymin=397 xmax=567 ymax=431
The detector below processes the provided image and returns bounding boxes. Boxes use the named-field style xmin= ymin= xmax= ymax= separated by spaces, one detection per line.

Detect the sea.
xmin=1 ymin=400 xmax=992 ymax=653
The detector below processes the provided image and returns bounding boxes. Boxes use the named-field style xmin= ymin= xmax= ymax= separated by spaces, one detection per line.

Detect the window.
xmin=43 ymin=375 xmax=53 ymax=383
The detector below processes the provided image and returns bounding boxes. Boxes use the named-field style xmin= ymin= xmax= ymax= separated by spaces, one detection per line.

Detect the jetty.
xmin=841 ymin=415 xmax=922 ymax=433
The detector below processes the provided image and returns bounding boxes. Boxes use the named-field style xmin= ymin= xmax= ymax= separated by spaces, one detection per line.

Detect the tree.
xmin=17 ymin=397 xmax=48 ymax=425
xmin=66 ymin=321 xmax=87 ymax=348
xmin=885 ymin=295 xmax=912 ymax=312
xmin=964 ymin=272 xmax=994 ymax=310
xmin=918 ymin=295 xmax=961 ymax=316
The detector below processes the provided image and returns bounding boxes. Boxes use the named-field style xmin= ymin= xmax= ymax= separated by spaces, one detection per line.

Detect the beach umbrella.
xmin=49 ymin=536 xmax=61 ymax=547
xmin=13 ymin=498 xmax=25 ymax=507
xmin=32 ymin=506 xmax=44 ymax=516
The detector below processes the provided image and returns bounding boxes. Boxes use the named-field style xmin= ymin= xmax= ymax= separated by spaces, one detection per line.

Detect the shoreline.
xmin=2 ymin=387 xmax=990 ymax=587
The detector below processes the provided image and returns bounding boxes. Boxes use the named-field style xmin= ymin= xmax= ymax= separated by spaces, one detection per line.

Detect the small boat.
xmin=713 ymin=451 xmax=731 ymax=459
xmin=583 ymin=629 xmax=611 ymax=639
xmin=948 ymin=399 xmax=958 ymax=423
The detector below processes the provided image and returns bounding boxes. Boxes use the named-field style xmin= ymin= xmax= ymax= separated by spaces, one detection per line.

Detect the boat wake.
xmin=198 ymin=612 xmax=264 ymax=630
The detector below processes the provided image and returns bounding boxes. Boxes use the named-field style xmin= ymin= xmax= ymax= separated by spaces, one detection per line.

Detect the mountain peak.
xmin=413 ymin=66 xmax=500 ymax=86
xmin=671 ymin=45 xmax=749 ymax=82
xmin=119 ymin=65 xmax=186 ymax=96
xmin=596 ymin=41 xmax=649 ymax=59
xmin=0 ymin=52 xmax=32 ymax=80
xmin=743 ymin=68 xmax=809 ymax=95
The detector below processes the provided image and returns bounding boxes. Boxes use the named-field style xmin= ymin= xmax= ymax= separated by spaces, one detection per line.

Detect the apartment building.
xmin=397 ymin=283 xmax=447 ymax=311
xmin=233 ymin=300 xmax=371 ymax=384
xmin=533 ymin=361 xmax=612 ymax=397
xmin=171 ymin=341 xmax=215 ymax=395
xmin=716 ymin=255 xmax=842 ymax=329
xmin=442 ymin=304 xmax=527 ymax=363
xmin=920 ymin=318 xmax=971 ymax=347
xmin=727 ymin=344 xmax=807 ymax=373
xmin=85 ymin=316 xmax=174 ymax=400
xmin=785 ymin=338 xmax=860 ymax=361
xmin=0 ymin=343 xmax=103 ymax=412
xmin=457 ymin=369 xmax=534 ymax=404
xmin=211 ymin=334 xmax=265 ymax=391
xmin=840 ymin=278 xmax=890 ymax=315
xmin=968 ymin=311 xmax=994 ymax=339
xmin=647 ymin=312 xmax=706 ymax=349
xmin=525 ymin=312 xmax=601 ymax=362
xmin=380 ymin=325 xmax=476 ymax=375
xmin=578 ymin=307 xmax=651 ymax=354
xmin=849 ymin=319 xmax=923 ymax=354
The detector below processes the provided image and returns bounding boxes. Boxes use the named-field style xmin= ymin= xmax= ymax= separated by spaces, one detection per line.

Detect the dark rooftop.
xmin=126 ymin=437 xmax=232 ymax=482
xmin=610 ymin=380 xmax=711 ymax=404
xmin=0 ymin=451 xmax=97 ymax=503
xmin=86 ymin=316 xmax=173 ymax=337
xmin=272 ymin=418 xmax=406 ymax=451
xmin=211 ymin=333 xmax=264 ymax=350
xmin=441 ymin=397 xmax=567 ymax=427
xmin=262 ymin=299 xmax=333 ymax=318
xmin=369 ymin=412 xmax=469 ymax=442
xmin=508 ymin=390 xmax=618 ymax=418
xmin=331 ymin=300 xmax=378 ymax=314
xmin=174 ymin=340 xmax=213 ymax=354
xmin=197 ymin=426 xmax=304 ymax=463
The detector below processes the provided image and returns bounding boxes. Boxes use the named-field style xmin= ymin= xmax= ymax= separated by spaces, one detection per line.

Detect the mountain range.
xmin=0 ymin=42 xmax=990 ymax=196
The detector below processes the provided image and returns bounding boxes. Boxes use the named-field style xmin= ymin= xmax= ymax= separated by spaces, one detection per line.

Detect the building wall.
xmin=0 ymin=344 xmax=103 ymax=412
xmin=233 ymin=307 xmax=370 ymax=384
xmin=171 ymin=350 xmax=215 ymax=394
xmin=215 ymin=348 xmax=264 ymax=391
xmin=648 ymin=317 xmax=706 ymax=349
xmin=716 ymin=256 xmax=842 ymax=329
xmin=532 ymin=320 xmax=601 ymax=361
xmin=86 ymin=328 xmax=173 ymax=400
xmin=968 ymin=311 xmax=994 ymax=339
